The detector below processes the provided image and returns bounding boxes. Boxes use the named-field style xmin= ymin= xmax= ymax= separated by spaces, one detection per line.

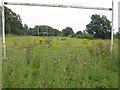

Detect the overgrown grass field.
xmin=2 ymin=35 xmax=118 ymax=88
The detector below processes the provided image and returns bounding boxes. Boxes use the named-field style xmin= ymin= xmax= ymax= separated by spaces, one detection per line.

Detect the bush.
xmin=75 ymin=34 xmax=94 ymax=39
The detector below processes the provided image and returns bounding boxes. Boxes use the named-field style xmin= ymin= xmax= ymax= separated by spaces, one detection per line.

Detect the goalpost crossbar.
xmin=4 ymin=2 xmax=112 ymax=11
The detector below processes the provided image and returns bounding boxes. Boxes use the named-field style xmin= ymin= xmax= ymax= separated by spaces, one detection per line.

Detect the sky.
xmin=1 ymin=0 xmax=120 ymax=33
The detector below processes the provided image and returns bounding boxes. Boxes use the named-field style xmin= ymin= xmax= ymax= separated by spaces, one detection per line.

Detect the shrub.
xmin=76 ymin=34 xmax=94 ymax=39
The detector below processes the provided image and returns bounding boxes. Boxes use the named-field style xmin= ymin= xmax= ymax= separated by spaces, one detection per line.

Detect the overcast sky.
xmin=1 ymin=0 xmax=120 ymax=33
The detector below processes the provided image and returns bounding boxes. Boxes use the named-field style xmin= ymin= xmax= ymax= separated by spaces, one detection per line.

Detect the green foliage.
xmin=75 ymin=34 xmax=94 ymax=39
xmin=62 ymin=27 xmax=74 ymax=36
xmin=86 ymin=14 xmax=111 ymax=39
xmin=3 ymin=35 xmax=118 ymax=88
xmin=31 ymin=25 xmax=62 ymax=36
xmin=5 ymin=6 xmax=24 ymax=35
xmin=23 ymin=24 xmax=30 ymax=35
xmin=114 ymin=32 xmax=119 ymax=39
xmin=76 ymin=31 xmax=83 ymax=35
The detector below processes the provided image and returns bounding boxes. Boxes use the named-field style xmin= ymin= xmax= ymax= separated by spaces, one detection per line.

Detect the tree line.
xmin=5 ymin=6 xmax=118 ymax=39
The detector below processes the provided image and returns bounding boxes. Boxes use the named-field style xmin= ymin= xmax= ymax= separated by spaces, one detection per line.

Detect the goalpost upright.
xmin=110 ymin=0 xmax=114 ymax=53
xmin=2 ymin=0 xmax=6 ymax=59
xmin=1 ymin=0 xmax=114 ymax=59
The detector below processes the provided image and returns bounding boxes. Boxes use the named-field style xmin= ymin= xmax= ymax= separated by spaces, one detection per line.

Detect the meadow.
xmin=2 ymin=35 xmax=118 ymax=88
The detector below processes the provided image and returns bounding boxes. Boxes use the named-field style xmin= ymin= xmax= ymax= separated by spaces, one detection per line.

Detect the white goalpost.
xmin=1 ymin=0 xmax=6 ymax=59
xmin=1 ymin=0 xmax=114 ymax=59
xmin=118 ymin=1 xmax=120 ymax=32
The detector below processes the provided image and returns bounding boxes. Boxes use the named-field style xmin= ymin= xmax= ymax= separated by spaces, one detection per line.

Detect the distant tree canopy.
xmin=62 ymin=27 xmax=74 ymax=36
xmin=76 ymin=31 xmax=82 ymax=35
xmin=114 ymin=31 xmax=119 ymax=39
xmin=5 ymin=6 xmax=24 ymax=35
xmin=5 ymin=6 xmax=112 ymax=39
xmin=32 ymin=25 xmax=61 ymax=36
xmin=23 ymin=24 xmax=30 ymax=35
xmin=86 ymin=14 xmax=111 ymax=39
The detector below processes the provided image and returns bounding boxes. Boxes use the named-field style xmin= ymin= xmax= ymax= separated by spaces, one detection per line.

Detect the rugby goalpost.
xmin=1 ymin=0 xmax=114 ymax=59
xmin=118 ymin=1 xmax=120 ymax=36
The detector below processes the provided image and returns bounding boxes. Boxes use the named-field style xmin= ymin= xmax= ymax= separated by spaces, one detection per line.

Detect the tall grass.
xmin=2 ymin=35 xmax=118 ymax=88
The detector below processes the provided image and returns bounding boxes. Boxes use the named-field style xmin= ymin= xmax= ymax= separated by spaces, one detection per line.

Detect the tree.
xmin=86 ymin=14 xmax=111 ymax=39
xmin=5 ymin=6 xmax=24 ymax=35
xmin=31 ymin=25 xmax=61 ymax=36
xmin=23 ymin=24 xmax=31 ymax=35
xmin=62 ymin=27 xmax=74 ymax=36
xmin=76 ymin=31 xmax=82 ymax=35
xmin=114 ymin=31 xmax=119 ymax=39
xmin=24 ymin=24 xmax=29 ymax=30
